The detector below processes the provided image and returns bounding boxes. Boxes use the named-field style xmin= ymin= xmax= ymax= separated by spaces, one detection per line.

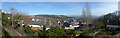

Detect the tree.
xmin=2 ymin=12 xmax=12 ymax=25
xmin=45 ymin=26 xmax=68 ymax=37
xmin=8 ymin=8 xmax=31 ymax=30
xmin=98 ymin=12 xmax=120 ymax=25
xmin=92 ymin=19 xmax=104 ymax=29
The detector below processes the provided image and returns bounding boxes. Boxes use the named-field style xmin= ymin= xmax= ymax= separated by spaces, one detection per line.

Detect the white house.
xmin=65 ymin=25 xmax=74 ymax=29
xmin=73 ymin=25 xmax=79 ymax=28
xmin=28 ymin=19 xmax=45 ymax=30
xmin=29 ymin=24 xmax=43 ymax=30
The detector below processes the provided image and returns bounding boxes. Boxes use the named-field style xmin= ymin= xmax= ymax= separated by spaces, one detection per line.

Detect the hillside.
xmin=34 ymin=15 xmax=70 ymax=19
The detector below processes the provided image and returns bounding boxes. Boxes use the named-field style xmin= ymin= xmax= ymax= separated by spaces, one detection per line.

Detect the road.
xmin=93 ymin=31 xmax=100 ymax=36
xmin=114 ymin=32 xmax=120 ymax=36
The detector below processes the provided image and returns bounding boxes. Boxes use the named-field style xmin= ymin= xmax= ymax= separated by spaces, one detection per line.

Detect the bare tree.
xmin=9 ymin=8 xmax=31 ymax=26
xmin=82 ymin=3 xmax=92 ymax=30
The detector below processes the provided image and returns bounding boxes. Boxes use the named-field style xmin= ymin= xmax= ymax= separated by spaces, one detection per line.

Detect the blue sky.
xmin=2 ymin=2 xmax=118 ymax=16
xmin=2 ymin=0 xmax=119 ymax=2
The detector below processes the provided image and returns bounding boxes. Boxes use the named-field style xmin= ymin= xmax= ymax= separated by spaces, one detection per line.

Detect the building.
xmin=5 ymin=14 xmax=12 ymax=19
xmin=29 ymin=25 xmax=43 ymax=30
xmin=63 ymin=22 xmax=70 ymax=27
xmin=28 ymin=19 xmax=45 ymax=30
xmin=65 ymin=25 xmax=74 ymax=29
xmin=106 ymin=22 xmax=120 ymax=28
xmin=63 ymin=22 xmax=80 ymax=29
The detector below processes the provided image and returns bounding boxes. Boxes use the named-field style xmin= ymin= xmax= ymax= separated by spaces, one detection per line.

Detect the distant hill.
xmin=34 ymin=14 xmax=100 ymax=20
xmin=67 ymin=15 xmax=99 ymax=18
xmin=34 ymin=15 xmax=70 ymax=19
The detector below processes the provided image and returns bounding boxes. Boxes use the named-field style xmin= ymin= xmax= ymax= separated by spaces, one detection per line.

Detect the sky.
xmin=2 ymin=0 xmax=119 ymax=2
xmin=2 ymin=2 xmax=118 ymax=16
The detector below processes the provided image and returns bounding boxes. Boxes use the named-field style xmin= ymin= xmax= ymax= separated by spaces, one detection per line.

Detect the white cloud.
xmin=2 ymin=0 xmax=120 ymax=2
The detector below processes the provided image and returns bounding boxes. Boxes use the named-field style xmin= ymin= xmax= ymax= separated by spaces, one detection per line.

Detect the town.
xmin=1 ymin=1 xmax=120 ymax=38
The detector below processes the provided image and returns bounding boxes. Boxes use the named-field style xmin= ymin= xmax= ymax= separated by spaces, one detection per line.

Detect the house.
xmin=63 ymin=22 xmax=75 ymax=29
xmin=64 ymin=24 xmax=80 ymax=29
xmin=65 ymin=25 xmax=74 ymax=29
xmin=73 ymin=24 xmax=79 ymax=28
xmin=45 ymin=24 xmax=62 ymax=30
xmin=106 ymin=22 xmax=120 ymax=28
xmin=106 ymin=25 xmax=119 ymax=28
xmin=28 ymin=19 xmax=45 ymax=30
xmin=29 ymin=25 xmax=43 ymax=30
xmin=5 ymin=14 xmax=12 ymax=19
xmin=63 ymin=22 xmax=70 ymax=27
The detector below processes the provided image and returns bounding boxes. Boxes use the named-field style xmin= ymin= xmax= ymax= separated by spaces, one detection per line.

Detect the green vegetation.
xmin=98 ymin=13 xmax=120 ymax=25
xmin=92 ymin=19 xmax=105 ymax=28
xmin=64 ymin=29 xmax=78 ymax=36
xmin=2 ymin=13 xmax=12 ymax=25
xmin=2 ymin=28 xmax=12 ymax=38
xmin=23 ymin=25 xmax=44 ymax=37
xmin=1 ymin=8 xmax=120 ymax=37
xmin=45 ymin=26 xmax=68 ymax=38
xmin=23 ymin=26 xmax=35 ymax=36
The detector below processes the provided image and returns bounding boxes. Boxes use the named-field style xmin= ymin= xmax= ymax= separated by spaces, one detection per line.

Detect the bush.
xmin=45 ymin=26 xmax=68 ymax=37
xmin=23 ymin=26 xmax=35 ymax=35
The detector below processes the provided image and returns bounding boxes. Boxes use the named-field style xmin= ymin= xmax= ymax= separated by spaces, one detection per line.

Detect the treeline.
xmin=98 ymin=11 xmax=120 ymax=25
